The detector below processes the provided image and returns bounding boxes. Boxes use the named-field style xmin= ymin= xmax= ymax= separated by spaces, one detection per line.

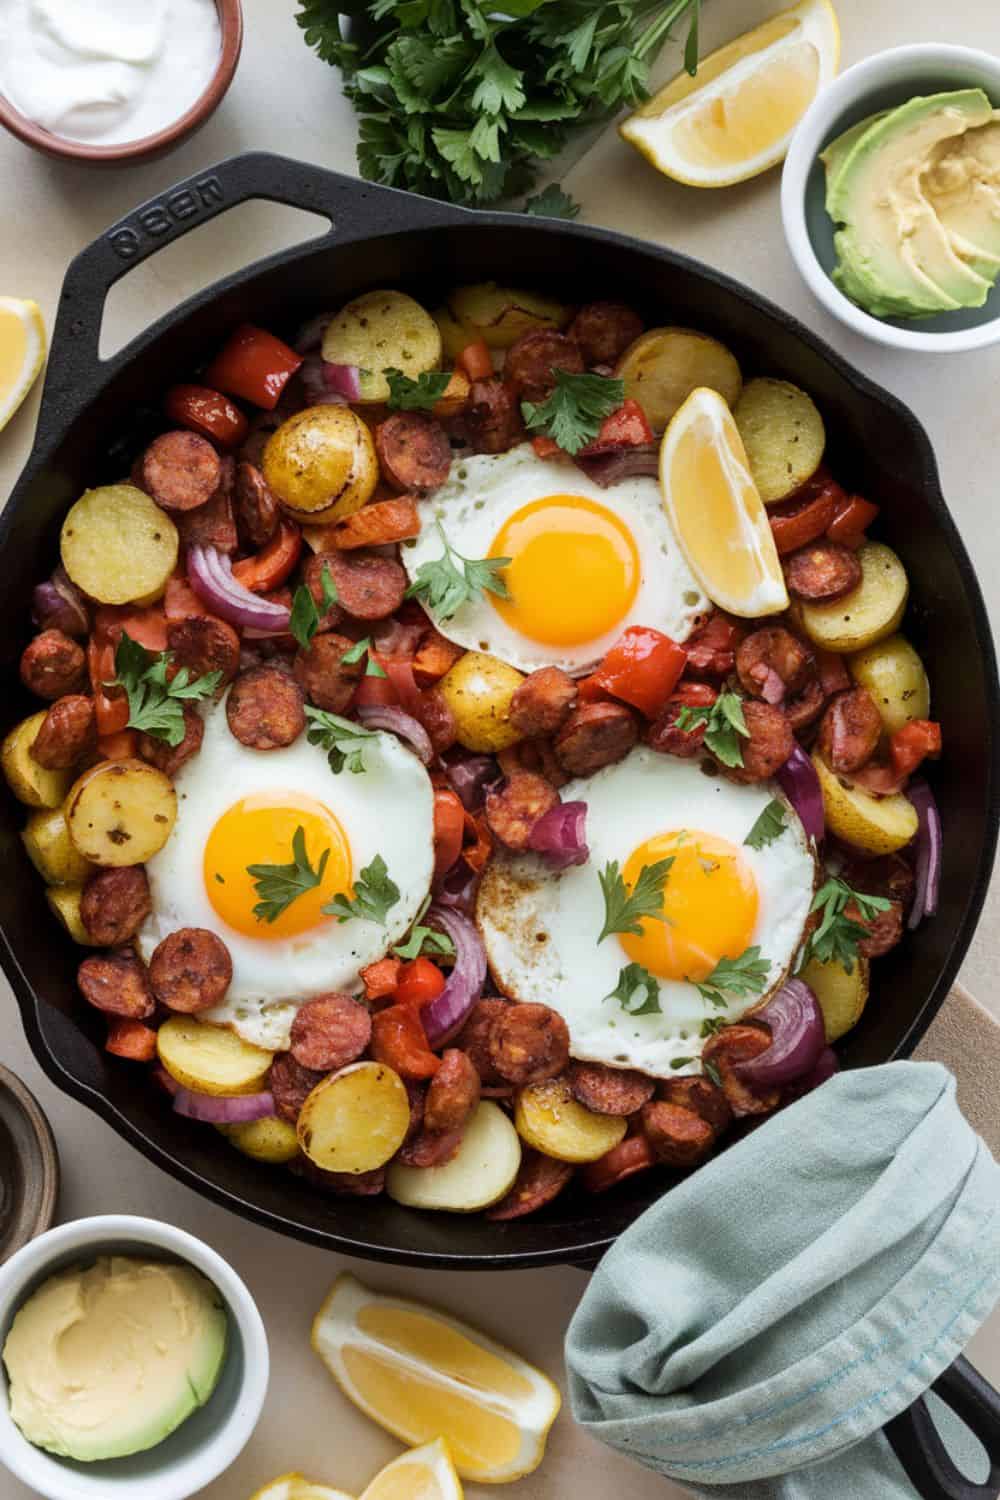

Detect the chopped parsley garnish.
xmin=744 ymin=798 xmax=787 ymax=850
xmin=670 ymin=1056 xmax=694 ymax=1070
xmin=247 ymin=826 xmax=329 ymax=925
xmin=405 ymin=520 xmax=510 ymax=620
xmin=323 ymin=854 xmax=400 ymax=926
xmin=111 ymin=632 xmax=220 ymax=746
xmin=289 ymin=563 xmax=338 ymax=650
xmin=700 ymin=1016 xmax=727 ymax=1039
xmin=694 ymin=946 xmax=771 ymax=1009
xmin=604 ymin=962 xmax=661 ymax=1015
xmin=803 ymin=877 xmax=892 ymax=973
xmin=521 ymin=370 xmax=625 ymax=456
xmin=393 ymin=894 xmax=456 ymax=960
xmin=675 ymin=690 xmax=749 ymax=768
xmin=384 ymin=367 xmax=452 ymax=410
xmin=305 ymin=706 xmax=379 ymax=774
xmin=522 ymin=184 xmax=581 ymax=220
xmin=341 ymin=637 xmax=388 ymax=678
xmin=704 ymin=1059 xmax=723 ymax=1088
xmin=597 ymin=857 xmax=674 ymax=944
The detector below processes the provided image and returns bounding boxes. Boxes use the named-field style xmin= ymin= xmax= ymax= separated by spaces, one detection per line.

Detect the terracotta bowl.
xmin=0 ymin=0 xmax=243 ymax=166
xmin=0 ymin=1065 xmax=58 ymax=1265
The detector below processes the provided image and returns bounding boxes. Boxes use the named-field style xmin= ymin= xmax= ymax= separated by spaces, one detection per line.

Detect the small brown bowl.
xmin=0 ymin=0 xmax=243 ymax=166
xmin=0 ymin=1065 xmax=59 ymax=1265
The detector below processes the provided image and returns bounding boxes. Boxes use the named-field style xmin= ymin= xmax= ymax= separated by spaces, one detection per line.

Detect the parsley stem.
xmin=634 ymin=0 xmax=698 ymax=59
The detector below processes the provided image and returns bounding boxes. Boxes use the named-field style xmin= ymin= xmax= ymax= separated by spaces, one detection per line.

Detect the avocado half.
xmin=924 ymin=114 xmax=1000 ymax=278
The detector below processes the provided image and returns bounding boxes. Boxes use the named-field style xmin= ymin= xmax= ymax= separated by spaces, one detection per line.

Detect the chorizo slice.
xmin=375 ymin=413 xmax=452 ymax=494
xmin=568 ymin=1061 xmax=654 ymax=1116
xmin=20 ymin=629 xmax=86 ymax=700
xmin=424 ymin=1048 xmax=481 ymax=1135
xmin=270 ymin=1052 xmax=326 ymax=1123
xmin=294 ymin=1159 xmax=386 ymax=1196
xmin=30 ymin=694 xmax=95 ymax=769
xmin=683 ymin=611 xmax=745 ymax=680
xmin=292 ymin=633 xmax=361 ymax=714
xmin=816 ymin=687 xmax=882 ymax=775
xmin=464 ymin=378 xmax=522 ymax=454
xmin=290 ymin=993 xmax=372 ymax=1073
xmin=847 ymin=898 xmax=905 ymax=958
xmin=177 ymin=457 xmax=237 ymax=553
xmin=736 ymin=627 xmax=814 ymax=702
xmin=646 ymin=684 xmax=717 ymax=759
xmin=454 ymin=998 xmax=510 ymax=1086
xmin=78 ymin=950 xmax=155 ymax=1019
xmin=509 ymin=666 xmax=578 ymax=738
xmin=505 ymin=330 xmax=584 ymax=402
xmin=166 ymin=616 xmax=240 ymax=686
xmin=420 ymin=685 xmax=458 ymax=755
xmin=227 ymin=664 xmax=306 ymax=749
xmin=325 ymin=552 xmax=407 ymax=622
xmin=486 ymin=1149 xmax=575 ymax=1220
xmin=554 ymin=701 xmax=639 ymax=777
xmin=641 ymin=1100 xmax=715 ymax=1167
xmin=785 ymin=541 xmax=862 ymax=602
xmin=149 ymin=927 xmax=233 ymax=1013
xmin=140 ymin=430 xmax=222 ymax=512
xmin=657 ymin=1075 xmax=732 ymax=1137
xmin=138 ymin=705 xmax=204 ymax=776
xmin=403 ymin=1080 xmax=426 ymax=1144
xmin=80 ymin=866 xmax=151 ymax=947
xmin=396 ymin=1127 xmax=465 ymax=1168
xmin=568 ymin=302 xmax=644 ymax=366
xmin=582 ymin=1134 xmax=656 ymax=1193
xmin=784 ymin=677 xmax=826 ymax=733
xmin=485 ymin=772 xmax=559 ymax=853
xmin=702 ymin=1024 xmax=780 ymax=1117
xmin=489 ymin=1002 xmax=570 ymax=1086
xmin=721 ymin=700 xmax=794 ymax=785
xmin=235 ymin=461 xmax=280 ymax=550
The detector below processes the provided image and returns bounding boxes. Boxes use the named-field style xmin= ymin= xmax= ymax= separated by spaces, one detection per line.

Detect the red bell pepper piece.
xmin=88 ymin=605 xmax=168 ymax=737
xmin=353 ymin=668 xmax=399 ymax=709
xmin=889 ymin=719 xmax=942 ymax=777
xmin=580 ymin=398 xmax=654 ymax=456
xmin=371 ymin=1005 xmax=441 ymax=1079
xmin=98 ymin=730 xmax=139 ymax=760
xmin=828 ymin=494 xmax=880 ymax=548
xmin=360 ymin=957 xmax=402 ymax=1003
xmin=531 ymin=435 xmax=564 ymax=460
xmin=231 ymin=519 xmax=302 ymax=593
xmin=433 ymin=787 xmax=465 ymax=878
xmin=394 ymin=957 xmax=447 ymax=1010
xmin=456 ymin=339 xmax=493 ymax=383
xmin=768 ymin=477 xmax=841 ymax=555
xmin=592 ymin=625 xmax=687 ymax=717
xmin=203 ymin=324 xmax=303 ymax=411
xmin=164 ymin=384 xmax=249 ymax=448
xmin=105 ymin=1018 xmax=158 ymax=1061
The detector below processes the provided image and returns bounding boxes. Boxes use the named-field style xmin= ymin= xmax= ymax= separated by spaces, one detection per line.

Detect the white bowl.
xmin=0 ymin=1216 xmax=269 ymax=1500
xmin=782 ymin=43 xmax=1000 ymax=353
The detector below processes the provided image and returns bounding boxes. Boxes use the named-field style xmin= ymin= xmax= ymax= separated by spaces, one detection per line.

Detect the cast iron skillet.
xmin=1 ymin=155 xmax=998 ymax=1281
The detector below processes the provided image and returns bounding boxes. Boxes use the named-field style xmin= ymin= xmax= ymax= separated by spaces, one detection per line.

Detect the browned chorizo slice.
xmin=293 ymin=1158 xmax=386 ymax=1196
xmin=509 ymin=666 xmax=578 ymax=738
xmin=301 ymin=551 xmax=344 ymax=633
xmin=816 ymin=687 xmax=882 ymax=775
xmin=403 ymin=1080 xmax=426 ymax=1144
xmin=646 ymin=686 xmax=717 ymax=760
xmin=290 ymin=993 xmax=372 ymax=1073
xmin=396 ymin=1127 xmax=464 ymax=1168
xmin=486 ymin=1149 xmax=575 ymax=1220
xmin=227 ymin=665 xmax=306 ymax=749
xmin=80 ymin=866 xmax=151 ymax=947
xmin=166 ymin=616 xmax=240 ymax=686
xmin=424 ymin=1048 xmax=481 ymax=1135
xmin=140 ymin=430 xmax=222 ymax=512
xmin=736 ymin=627 xmax=814 ymax=702
xmin=702 ymin=1024 xmax=780 ymax=1117
xmin=489 ymin=1003 xmax=570 ymax=1086
xmin=641 ymin=1100 xmax=715 ymax=1167
xmin=148 ymin=927 xmax=233 ymax=1013
xmin=454 ymin=998 xmax=510 ymax=1086
xmin=485 ymin=771 xmax=559 ymax=853
xmin=138 ymin=705 xmax=204 ymax=776
xmin=841 ymin=852 xmax=916 ymax=911
xmin=568 ymin=1061 xmax=654 ymax=1116
xmin=505 ymin=330 xmax=584 ymax=402
xmin=846 ymin=898 xmax=905 ymax=958
xmin=657 ymin=1075 xmax=732 ymax=1137
xmin=464 ymin=378 xmax=522 ymax=454
xmin=78 ymin=950 xmax=155 ymax=1019
xmin=177 ymin=457 xmax=237 ymax=553
xmin=20 ymin=629 xmax=86 ymax=700
xmin=270 ymin=1052 xmax=326 ymax=1123
xmin=30 ymin=694 xmax=95 ymax=769
xmin=325 ymin=552 xmax=407 ymax=622
xmin=721 ymin=700 xmax=794 ymax=785
xmin=554 ymin=700 xmax=639 ymax=776
xmin=375 ymin=413 xmax=452 ymax=494
xmin=292 ymin=633 xmax=360 ymax=714
xmin=581 ymin=1134 xmax=656 ymax=1193
xmin=420 ymin=686 xmax=458 ymax=755
xmin=785 ymin=542 xmax=862 ymax=602
xmin=568 ymin=302 xmax=644 ymax=367
xmin=235 ymin=461 xmax=280 ymax=550
xmin=784 ymin=677 xmax=826 ymax=733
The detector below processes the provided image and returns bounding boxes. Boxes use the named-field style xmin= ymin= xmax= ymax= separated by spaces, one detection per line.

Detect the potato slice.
xmin=799 ymin=954 xmax=870 ymax=1042
xmin=848 ymin=633 xmax=929 ymax=735
xmin=322 ymin=291 xmax=442 ymax=404
xmin=615 ymin=327 xmax=742 ymax=433
xmin=515 ymin=1077 xmax=627 ymax=1164
xmin=157 ymin=1016 xmax=273 ymax=1096
xmin=60 ymin=484 xmax=179 ymax=606
xmin=219 ymin=1115 xmax=300 ymax=1164
xmin=46 ymin=884 xmax=98 ymax=946
xmin=796 ymin=542 xmax=909 ymax=653
xmin=436 ymin=651 xmax=524 ymax=753
xmin=733 ymin=378 xmax=826 ymax=503
xmin=65 ymin=758 xmax=176 ymax=867
xmin=263 ymin=405 xmax=378 ymax=524
xmin=447 ymin=283 xmax=571 ymax=350
xmin=434 ymin=305 xmax=475 ymax=361
xmin=2 ymin=713 xmax=72 ymax=809
xmin=297 ymin=1061 xmax=410 ymax=1174
xmin=22 ymin=806 xmax=94 ymax=884
xmin=813 ymin=753 xmax=919 ymax=854
xmin=386 ymin=1101 xmax=522 ymax=1212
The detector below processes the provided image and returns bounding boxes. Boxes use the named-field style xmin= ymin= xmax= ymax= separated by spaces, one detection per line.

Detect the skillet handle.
xmin=884 ymin=1356 xmax=1000 ymax=1500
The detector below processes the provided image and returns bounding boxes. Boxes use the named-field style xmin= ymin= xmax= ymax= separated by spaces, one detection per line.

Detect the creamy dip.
xmin=0 ymin=0 xmax=221 ymax=146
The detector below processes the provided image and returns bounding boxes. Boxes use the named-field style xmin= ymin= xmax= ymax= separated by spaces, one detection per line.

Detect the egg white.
xmin=403 ymin=443 xmax=708 ymax=674
xmin=137 ymin=697 xmax=434 ymax=1050
xmin=477 ymin=748 xmax=817 ymax=1078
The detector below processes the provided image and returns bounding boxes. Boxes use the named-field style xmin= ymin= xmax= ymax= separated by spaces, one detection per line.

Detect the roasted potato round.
xmin=615 ymin=327 xmax=742 ymax=433
xmin=2 ymin=712 xmax=72 ymax=809
xmin=157 ymin=1015 xmax=273 ymax=1096
xmin=297 ymin=1061 xmax=410 ymax=1174
xmin=322 ymin=290 xmax=442 ymax=403
xmin=60 ymin=484 xmax=179 ymax=606
xmin=65 ymin=758 xmax=177 ymax=867
xmin=733 ymin=378 xmax=826 ymax=503
xmin=45 ymin=884 xmax=98 ymax=946
xmin=434 ymin=304 xmax=476 ymax=361
xmin=219 ymin=1115 xmax=300 ymax=1164
xmin=515 ymin=1077 xmax=627 ymax=1163
xmin=22 ymin=806 xmax=94 ymax=885
xmin=447 ymin=283 xmax=571 ymax=350
xmin=800 ymin=954 xmax=870 ymax=1042
xmin=796 ymin=542 xmax=909 ymax=653
xmin=812 ymin=752 xmax=919 ymax=854
xmin=848 ymin=633 xmax=930 ymax=735
xmin=263 ymin=405 xmax=378 ymax=524
xmin=436 ymin=651 xmax=525 ymax=753
xmin=386 ymin=1101 xmax=522 ymax=1212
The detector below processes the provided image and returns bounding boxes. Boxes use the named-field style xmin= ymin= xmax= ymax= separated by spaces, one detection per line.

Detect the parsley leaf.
xmin=290 ymin=563 xmax=338 ymax=651
xmin=704 ymin=1059 xmax=723 ymax=1088
xmin=305 ymin=706 xmax=379 ymax=775
xmin=522 ymin=184 xmax=580 ymax=220
xmin=384 ymin=367 xmax=452 ymax=411
xmin=597 ymin=857 xmax=674 ymax=945
xmin=392 ymin=894 xmax=456 ymax=960
xmin=675 ymin=691 xmax=750 ymax=768
xmin=670 ymin=1056 xmax=694 ymax=1070
xmin=405 ymin=520 xmax=510 ymax=620
xmin=700 ymin=1016 xmax=727 ymax=1039
xmin=247 ymin=826 xmax=330 ymax=925
xmin=605 ymin=962 xmax=661 ymax=1015
xmin=323 ymin=854 xmax=401 ymax=925
xmin=694 ymin=947 xmax=771 ymax=1009
xmin=744 ymin=798 xmax=787 ymax=851
xmin=522 ymin=370 xmax=625 ymax=456
xmin=111 ymin=632 xmax=220 ymax=746
xmin=804 ymin=877 xmax=892 ymax=973
xmin=340 ymin=637 xmax=388 ymax=677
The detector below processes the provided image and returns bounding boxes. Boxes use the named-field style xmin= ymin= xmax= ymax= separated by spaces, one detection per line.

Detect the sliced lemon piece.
xmin=250 ymin=1475 xmax=355 ymax=1500
xmin=659 ymin=387 xmax=788 ymax=618
xmin=621 ymin=0 xmax=840 ymax=186
xmin=0 ymin=297 xmax=46 ymax=432
xmin=312 ymin=1274 xmax=561 ymax=1484
xmin=360 ymin=1440 xmax=461 ymax=1500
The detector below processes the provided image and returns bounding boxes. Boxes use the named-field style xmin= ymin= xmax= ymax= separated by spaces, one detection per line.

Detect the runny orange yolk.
xmin=619 ymin=830 xmax=759 ymax=983
xmin=487 ymin=495 xmax=640 ymax=646
xmin=203 ymin=791 xmax=352 ymax=940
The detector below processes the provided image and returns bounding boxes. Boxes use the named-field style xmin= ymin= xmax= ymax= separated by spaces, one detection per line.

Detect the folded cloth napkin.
xmin=565 ymin=1062 xmax=1000 ymax=1497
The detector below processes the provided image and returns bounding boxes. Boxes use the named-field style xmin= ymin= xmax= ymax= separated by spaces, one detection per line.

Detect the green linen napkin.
xmin=565 ymin=1062 xmax=1000 ymax=1497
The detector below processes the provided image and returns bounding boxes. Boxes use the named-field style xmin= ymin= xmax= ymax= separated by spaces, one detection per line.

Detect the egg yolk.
xmin=619 ymin=830 xmax=759 ymax=983
xmin=487 ymin=495 xmax=640 ymax=646
xmin=204 ymin=792 xmax=352 ymax=940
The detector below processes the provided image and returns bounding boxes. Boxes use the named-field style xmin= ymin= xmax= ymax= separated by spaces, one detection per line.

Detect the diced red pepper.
xmin=456 ymin=339 xmax=493 ymax=383
xmin=164 ymin=384 xmax=249 ymax=448
xmin=461 ymin=809 xmax=492 ymax=873
xmin=580 ymin=398 xmax=654 ymax=456
xmin=828 ymin=494 xmax=880 ymax=547
xmin=360 ymin=957 xmax=402 ymax=1002
xmin=203 ymin=324 xmax=303 ymax=411
xmin=413 ymin=627 xmax=464 ymax=686
xmin=88 ymin=606 xmax=167 ymax=737
xmin=231 ymin=519 xmax=303 ymax=593
xmin=98 ymin=730 xmax=138 ymax=760
xmin=531 ymin=435 xmax=564 ymax=460
xmin=371 ymin=1004 xmax=441 ymax=1079
xmin=433 ymin=787 xmax=465 ymax=878
xmin=889 ymin=719 xmax=942 ymax=777
xmin=394 ymin=957 xmax=447 ymax=1010
xmin=768 ymin=478 xmax=841 ymax=555
xmin=576 ymin=674 xmax=614 ymax=704
xmin=684 ymin=611 xmax=746 ymax=679
xmin=95 ymin=604 xmax=169 ymax=654
xmin=106 ymin=1018 xmax=158 ymax=1061
xmin=592 ymin=625 xmax=687 ymax=718
xmin=353 ymin=667 xmax=399 ymax=709
xmin=89 ymin=638 xmax=129 ymax=736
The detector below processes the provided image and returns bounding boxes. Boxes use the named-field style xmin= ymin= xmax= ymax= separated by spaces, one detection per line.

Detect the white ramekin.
xmin=0 ymin=1215 xmax=269 ymax=1500
xmin=782 ymin=43 xmax=1000 ymax=354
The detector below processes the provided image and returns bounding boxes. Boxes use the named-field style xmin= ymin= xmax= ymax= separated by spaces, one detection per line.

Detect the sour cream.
xmin=0 ymin=0 xmax=221 ymax=146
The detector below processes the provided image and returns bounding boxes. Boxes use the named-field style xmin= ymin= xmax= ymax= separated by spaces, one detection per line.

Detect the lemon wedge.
xmin=0 ymin=297 xmax=46 ymax=432
xmin=620 ymin=0 xmax=840 ymax=186
xmin=659 ymin=387 xmax=788 ymax=618
xmin=360 ymin=1440 xmax=462 ymax=1500
xmin=311 ymin=1274 xmax=561 ymax=1483
xmin=250 ymin=1475 xmax=355 ymax=1500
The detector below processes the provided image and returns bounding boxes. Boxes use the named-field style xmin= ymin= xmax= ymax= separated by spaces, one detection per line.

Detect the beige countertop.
xmin=0 ymin=3 xmax=997 ymax=1497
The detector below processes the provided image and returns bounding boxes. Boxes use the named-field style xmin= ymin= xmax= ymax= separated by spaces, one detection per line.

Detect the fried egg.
xmin=137 ymin=697 xmax=434 ymax=1050
xmin=403 ymin=444 xmax=707 ymax=675
xmin=477 ymin=748 xmax=816 ymax=1077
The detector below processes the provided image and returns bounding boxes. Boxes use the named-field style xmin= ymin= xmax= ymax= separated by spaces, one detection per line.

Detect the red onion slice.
xmin=32 ymin=567 xmax=90 ymax=637
xmin=421 ymin=905 xmax=487 ymax=1047
xmin=778 ymin=744 xmax=825 ymax=845
xmin=736 ymin=978 xmax=825 ymax=1087
xmin=434 ymin=858 xmax=480 ymax=913
xmin=907 ymin=779 xmax=942 ymax=929
xmin=324 ymin=363 xmax=363 ymax=402
xmin=356 ymin=705 xmax=433 ymax=764
xmin=575 ymin=445 xmax=659 ymax=488
xmin=173 ymin=1088 xmax=275 ymax=1124
xmin=445 ymin=754 xmax=499 ymax=811
xmin=528 ymin=800 xmax=589 ymax=869
xmin=188 ymin=545 xmax=292 ymax=633
xmin=784 ymin=1045 xmax=840 ymax=1102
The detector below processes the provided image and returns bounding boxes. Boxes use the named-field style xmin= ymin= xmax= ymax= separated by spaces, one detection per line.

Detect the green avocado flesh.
xmin=823 ymin=89 xmax=1000 ymax=319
